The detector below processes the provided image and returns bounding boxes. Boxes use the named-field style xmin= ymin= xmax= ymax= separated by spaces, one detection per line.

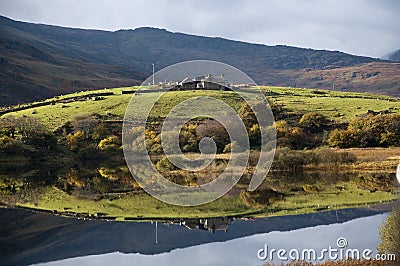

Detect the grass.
xmin=16 ymin=186 xmax=262 ymax=220
xmin=13 ymin=179 xmax=399 ymax=220
xmin=268 ymin=182 xmax=399 ymax=216
xmin=3 ymin=86 xmax=399 ymax=130
xmin=264 ymin=86 xmax=400 ymax=123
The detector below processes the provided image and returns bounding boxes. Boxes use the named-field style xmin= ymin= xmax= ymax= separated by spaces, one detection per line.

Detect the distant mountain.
xmin=381 ymin=49 xmax=400 ymax=62
xmin=0 ymin=15 xmax=399 ymax=105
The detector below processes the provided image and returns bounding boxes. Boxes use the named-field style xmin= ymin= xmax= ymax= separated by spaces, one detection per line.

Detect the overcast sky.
xmin=0 ymin=0 xmax=399 ymax=58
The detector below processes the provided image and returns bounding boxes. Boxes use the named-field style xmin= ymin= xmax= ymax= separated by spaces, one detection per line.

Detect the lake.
xmin=0 ymin=204 xmax=395 ymax=266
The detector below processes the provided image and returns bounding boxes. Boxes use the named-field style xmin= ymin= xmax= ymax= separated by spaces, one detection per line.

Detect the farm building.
xmin=175 ymin=74 xmax=230 ymax=91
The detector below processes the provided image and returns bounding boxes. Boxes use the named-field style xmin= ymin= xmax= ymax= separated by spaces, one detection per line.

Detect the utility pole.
xmin=152 ymin=63 xmax=155 ymax=86
xmin=155 ymin=221 xmax=158 ymax=244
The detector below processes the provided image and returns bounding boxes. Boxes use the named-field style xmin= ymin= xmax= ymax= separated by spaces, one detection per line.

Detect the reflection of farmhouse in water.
xmin=154 ymin=217 xmax=232 ymax=236
xmin=170 ymin=74 xmax=231 ymax=91
xmin=180 ymin=217 xmax=231 ymax=233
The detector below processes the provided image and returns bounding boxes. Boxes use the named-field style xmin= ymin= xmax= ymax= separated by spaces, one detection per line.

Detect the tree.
xmin=238 ymin=102 xmax=258 ymax=130
xmin=298 ymin=112 xmax=329 ymax=132
xmin=25 ymin=132 xmax=58 ymax=150
xmin=248 ymin=124 xmax=261 ymax=149
xmin=327 ymin=128 xmax=361 ymax=148
xmin=273 ymin=147 xmax=306 ymax=172
xmin=0 ymin=115 xmax=57 ymax=150
xmin=179 ymin=130 xmax=198 ymax=152
xmin=196 ymin=119 xmax=229 ymax=153
xmin=156 ymin=156 xmax=177 ymax=172
xmin=378 ymin=206 xmax=400 ymax=255
xmin=328 ymin=114 xmax=400 ymax=148
xmin=275 ymin=120 xmax=308 ymax=149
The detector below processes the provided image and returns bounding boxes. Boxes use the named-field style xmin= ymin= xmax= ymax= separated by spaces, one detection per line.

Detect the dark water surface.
xmin=0 ymin=204 xmax=395 ymax=266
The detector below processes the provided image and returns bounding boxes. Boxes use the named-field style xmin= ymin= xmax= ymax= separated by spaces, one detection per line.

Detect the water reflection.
xmin=1 ymin=163 xmax=397 ymax=217
xmin=1 ymin=163 xmax=399 ymax=265
xmin=0 ymin=204 xmax=396 ymax=266
xmin=180 ymin=217 xmax=231 ymax=233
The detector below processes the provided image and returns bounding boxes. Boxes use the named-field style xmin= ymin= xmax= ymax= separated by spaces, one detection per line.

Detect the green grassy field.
xmin=17 ymin=186 xmax=261 ymax=220
xmin=268 ymin=182 xmax=398 ymax=217
xmin=3 ymin=86 xmax=399 ymax=130
xmin=14 ymin=182 xmax=398 ymax=220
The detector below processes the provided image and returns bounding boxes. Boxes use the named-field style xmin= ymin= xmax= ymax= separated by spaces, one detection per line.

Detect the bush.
xmin=24 ymin=132 xmax=58 ymax=150
xmin=98 ymin=135 xmax=121 ymax=152
xmin=238 ymin=102 xmax=258 ymax=129
xmin=66 ymin=131 xmax=86 ymax=151
xmin=299 ymin=112 xmax=330 ymax=132
xmin=77 ymin=145 xmax=102 ymax=160
xmin=310 ymin=147 xmax=356 ymax=165
xmin=328 ymin=114 xmax=400 ymax=148
xmin=249 ymin=124 xmax=261 ymax=149
xmin=179 ymin=130 xmax=198 ymax=152
xmin=0 ymin=136 xmax=36 ymax=155
xmin=156 ymin=157 xmax=177 ymax=172
xmin=196 ymin=119 xmax=229 ymax=153
xmin=273 ymin=148 xmax=307 ymax=172
xmin=276 ymin=120 xmax=309 ymax=149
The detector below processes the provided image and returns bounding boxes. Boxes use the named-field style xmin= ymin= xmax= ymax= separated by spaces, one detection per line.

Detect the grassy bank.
xmin=3 ymin=86 xmax=399 ymax=129
xmin=267 ymin=182 xmax=398 ymax=217
xmin=15 ymin=186 xmax=262 ymax=220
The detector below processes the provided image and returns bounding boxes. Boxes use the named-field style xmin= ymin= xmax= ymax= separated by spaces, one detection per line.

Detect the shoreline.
xmin=1 ymin=198 xmax=398 ymax=222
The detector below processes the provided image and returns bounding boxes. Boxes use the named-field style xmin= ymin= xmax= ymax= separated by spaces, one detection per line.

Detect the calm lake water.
xmin=0 ymin=206 xmax=394 ymax=266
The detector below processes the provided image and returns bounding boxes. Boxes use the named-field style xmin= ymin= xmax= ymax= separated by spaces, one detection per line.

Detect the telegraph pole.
xmin=152 ymin=63 xmax=155 ymax=86
xmin=155 ymin=221 xmax=158 ymax=244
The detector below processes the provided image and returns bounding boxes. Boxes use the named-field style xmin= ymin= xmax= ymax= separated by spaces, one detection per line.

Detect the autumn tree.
xmin=196 ymin=119 xmax=229 ymax=153
xmin=298 ymin=112 xmax=330 ymax=133
xmin=238 ymin=102 xmax=258 ymax=130
xmin=328 ymin=114 xmax=400 ymax=148
xmin=275 ymin=120 xmax=308 ymax=149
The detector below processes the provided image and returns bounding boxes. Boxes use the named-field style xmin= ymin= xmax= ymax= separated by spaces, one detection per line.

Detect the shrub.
xmin=196 ymin=119 xmax=229 ymax=153
xmin=328 ymin=114 xmax=400 ymax=148
xmin=273 ymin=148 xmax=306 ymax=172
xmin=24 ymin=132 xmax=58 ymax=150
xmin=276 ymin=120 xmax=308 ymax=149
xmin=98 ymin=135 xmax=121 ymax=152
xmin=299 ymin=112 xmax=330 ymax=131
xmin=310 ymin=147 xmax=356 ymax=165
xmin=77 ymin=145 xmax=102 ymax=160
xmin=156 ymin=157 xmax=177 ymax=172
xmin=179 ymin=130 xmax=198 ymax=152
xmin=249 ymin=124 xmax=261 ymax=149
xmin=238 ymin=102 xmax=258 ymax=129
xmin=66 ymin=130 xmax=85 ymax=151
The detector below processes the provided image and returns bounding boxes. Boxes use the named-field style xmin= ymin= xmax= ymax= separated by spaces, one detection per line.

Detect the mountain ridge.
xmin=0 ymin=15 xmax=399 ymax=106
xmin=382 ymin=49 xmax=400 ymax=62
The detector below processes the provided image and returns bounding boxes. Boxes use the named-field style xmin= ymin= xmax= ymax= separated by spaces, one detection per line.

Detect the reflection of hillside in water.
xmin=0 ymin=203 xmax=396 ymax=266
xmin=1 ymin=163 xmax=397 ymax=204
